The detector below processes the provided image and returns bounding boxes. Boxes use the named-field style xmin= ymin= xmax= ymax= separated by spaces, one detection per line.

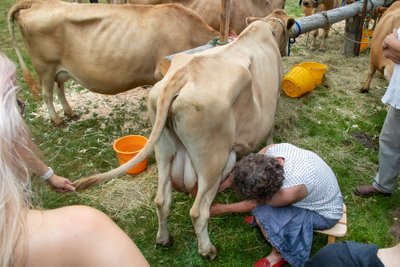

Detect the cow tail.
xmin=73 ymin=70 xmax=186 ymax=190
xmin=7 ymin=1 xmax=41 ymax=101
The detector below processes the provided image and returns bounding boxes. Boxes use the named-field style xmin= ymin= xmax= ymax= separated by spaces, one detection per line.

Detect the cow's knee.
xmin=190 ymin=205 xmax=200 ymax=221
xmin=154 ymin=194 xmax=165 ymax=209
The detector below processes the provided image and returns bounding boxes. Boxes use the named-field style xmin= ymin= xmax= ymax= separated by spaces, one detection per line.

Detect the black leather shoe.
xmin=354 ymin=185 xmax=392 ymax=197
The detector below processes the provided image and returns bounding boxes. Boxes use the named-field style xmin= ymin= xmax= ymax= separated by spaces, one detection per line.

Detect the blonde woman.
xmin=0 ymin=52 xmax=149 ymax=267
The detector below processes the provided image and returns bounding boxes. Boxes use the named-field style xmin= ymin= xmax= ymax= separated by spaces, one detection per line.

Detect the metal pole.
xmin=290 ymin=0 xmax=394 ymax=38
xmin=219 ymin=0 xmax=231 ymax=45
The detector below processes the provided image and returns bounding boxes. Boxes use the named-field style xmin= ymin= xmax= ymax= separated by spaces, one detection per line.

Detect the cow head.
xmin=246 ymin=9 xmax=295 ymax=56
xmin=300 ymin=0 xmax=317 ymax=16
xmin=299 ymin=0 xmax=319 ymax=8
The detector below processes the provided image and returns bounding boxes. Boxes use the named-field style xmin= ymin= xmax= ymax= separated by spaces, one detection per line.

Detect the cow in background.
xmin=8 ymin=0 xmax=218 ymax=125
xmin=360 ymin=2 xmax=400 ymax=93
xmin=70 ymin=0 xmax=127 ymax=4
xmin=74 ymin=9 xmax=294 ymax=260
xmin=300 ymin=0 xmax=339 ymax=50
xmin=126 ymin=0 xmax=286 ymax=33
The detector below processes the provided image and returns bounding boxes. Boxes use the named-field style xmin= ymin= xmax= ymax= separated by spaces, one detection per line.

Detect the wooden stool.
xmin=315 ymin=203 xmax=347 ymax=244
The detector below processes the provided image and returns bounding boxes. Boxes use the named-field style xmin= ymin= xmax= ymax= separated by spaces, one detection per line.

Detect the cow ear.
xmin=376 ymin=6 xmax=387 ymax=15
xmin=246 ymin=16 xmax=262 ymax=26
xmin=286 ymin=18 xmax=295 ymax=31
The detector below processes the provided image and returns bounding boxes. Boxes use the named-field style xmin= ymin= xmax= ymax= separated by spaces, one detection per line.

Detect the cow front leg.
xmin=320 ymin=27 xmax=330 ymax=51
xmin=154 ymin=158 xmax=173 ymax=246
xmin=190 ymin=177 xmax=220 ymax=260
xmin=311 ymin=29 xmax=319 ymax=50
xmin=42 ymin=76 xmax=63 ymax=126
xmin=55 ymin=82 xmax=78 ymax=120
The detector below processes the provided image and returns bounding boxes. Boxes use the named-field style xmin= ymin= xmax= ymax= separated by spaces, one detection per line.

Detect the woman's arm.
xmin=257 ymin=144 xmax=276 ymax=155
xmin=218 ymin=174 xmax=233 ymax=192
xmin=210 ymin=200 xmax=257 ymax=216
xmin=20 ymin=141 xmax=75 ymax=192
xmin=210 ymin=184 xmax=307 ymax=216
xmin=266 ymin=184 xmax=308 ymax=207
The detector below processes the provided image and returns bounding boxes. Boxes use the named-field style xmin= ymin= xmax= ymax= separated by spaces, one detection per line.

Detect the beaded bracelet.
xmin=41 ymin=167 xmax=54 ymax=181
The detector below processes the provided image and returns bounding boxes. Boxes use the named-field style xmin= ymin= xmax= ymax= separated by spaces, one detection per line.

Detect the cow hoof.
xmin=200 ymin=245 xmax=217 ymax=260
xmin=65 ymin=113 xmax=80 ymax=121
xmin=360 ymin=88 xmax=369 ymax=94
xmin=156 ymin=235 xmax=173 ymax=247
xmin=51 ymin=119 xmax=65 ymax=127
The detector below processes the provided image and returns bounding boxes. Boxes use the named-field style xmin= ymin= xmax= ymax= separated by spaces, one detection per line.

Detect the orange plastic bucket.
xmin=299 ymin=62 xmax=327 ymax=85
xmin=282 ymin=65 xmax=316 ymax=98
xmin=113 ymin=135 xmax=148 ymax=175
xmin=360 ymin=29 xmax=373 ymax=52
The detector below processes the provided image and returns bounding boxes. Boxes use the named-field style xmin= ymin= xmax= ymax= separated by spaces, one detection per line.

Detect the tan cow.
xmin=8 ymin=0 xmax=218 ymax=125
xmin=74 ymin=9 xmax=294 ymax=260
xmin=300 ymin=0 xmax=339 ymax=50
xmin=125 ymin=0 xmax=286 ymax=33
xmin=360 ymin=2 xmax=400 ymax=93
xmin=70 ymin=0 xmax=127 ymax=4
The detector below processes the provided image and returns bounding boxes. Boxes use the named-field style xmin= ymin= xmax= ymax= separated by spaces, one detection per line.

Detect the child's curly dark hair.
xmin=231 ymin=153 xmax=284 ymax=203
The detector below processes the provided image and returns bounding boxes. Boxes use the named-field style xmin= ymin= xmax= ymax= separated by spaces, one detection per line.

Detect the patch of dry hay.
xmin=80 ymin=165 xmax=158 ymax=217
xmin=33 ymin=82 xmax=150 ymax=121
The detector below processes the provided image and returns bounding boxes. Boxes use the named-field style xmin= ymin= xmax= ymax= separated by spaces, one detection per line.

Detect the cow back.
xmin=370 ymin=1 xmax=400 ymax=73
xmin=126 ymin=0 xmax=285 ymax=33
xmin=13 ymin=0 xmax=218 ymax=92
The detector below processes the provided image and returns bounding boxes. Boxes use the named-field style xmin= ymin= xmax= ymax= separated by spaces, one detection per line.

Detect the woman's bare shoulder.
xmin=26 ymin=206 xmax=148 ymax=267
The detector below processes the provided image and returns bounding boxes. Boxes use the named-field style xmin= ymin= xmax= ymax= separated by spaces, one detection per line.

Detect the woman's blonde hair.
xmin=0 ymin=52 xmax=33 ymax=267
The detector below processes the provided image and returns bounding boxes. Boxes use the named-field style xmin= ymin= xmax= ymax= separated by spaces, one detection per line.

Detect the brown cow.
xmin=8 ymin=0 xmax=218 ymax=125
xmin=300 ymin=0 xmax=339 ymax=50
xmin=125 ymin=0 xmax=286 ymax=33
xmin=74 ymin=9 xmax=294 ymax=260
xmin=360 ymin=2 xmax=400 ymax=93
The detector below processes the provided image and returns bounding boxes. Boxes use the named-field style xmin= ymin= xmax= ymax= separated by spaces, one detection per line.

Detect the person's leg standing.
xmin=373 ymin=106 xmax=400 ymax=194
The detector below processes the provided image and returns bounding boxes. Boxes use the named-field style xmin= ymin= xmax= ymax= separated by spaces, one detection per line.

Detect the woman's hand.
xmin=383 ymin=29 xmax=400 ymax=64
xmin=48 ymin=175 xmax=75 ymax=192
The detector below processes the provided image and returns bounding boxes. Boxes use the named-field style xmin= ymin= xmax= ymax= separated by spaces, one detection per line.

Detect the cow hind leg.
xmin=41 ymin=75 xmax=63 ymax=126
xmin=55 ymin=82 xmax=79 ymax=121
xmin=360 ymin=63 xmax=376 ymax=93
xmin=154 ymin=178 xmax=173 ymax=246
xmin=154 ymin=147 xmax=174 ymax=247
xmin=190 ymin=175 xmax=220 ymax=260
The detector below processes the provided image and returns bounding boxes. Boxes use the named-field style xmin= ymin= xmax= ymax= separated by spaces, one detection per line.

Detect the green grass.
xmin=1 ymin=0 xmax=399 ymax=266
